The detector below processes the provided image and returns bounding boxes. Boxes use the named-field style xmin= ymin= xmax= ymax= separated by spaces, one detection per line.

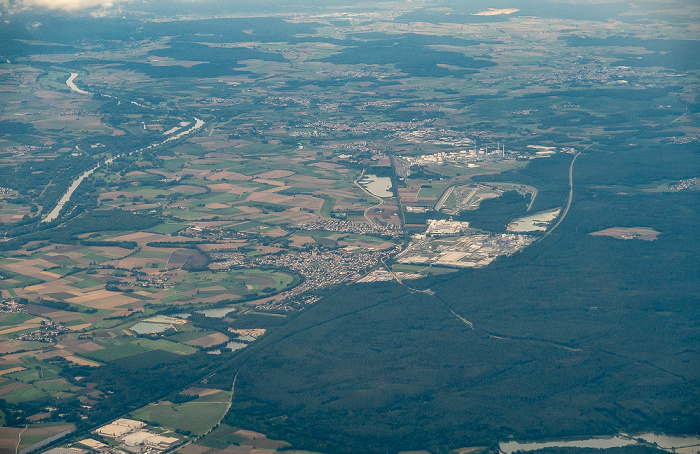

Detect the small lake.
xmin=500 ymin=433 xmax=700 ymax=454
xmin=508 ymin=209 xmax=560 ymax=232
xmin=360 ymin=175 xmax=393 ymax=198
xmin=207 ymin=341 xmax=248 ymax=355
xmin=196 ymin=306 xmax=237 ymax=318
xmin=130 ymin=322 xmax=171 ymax=335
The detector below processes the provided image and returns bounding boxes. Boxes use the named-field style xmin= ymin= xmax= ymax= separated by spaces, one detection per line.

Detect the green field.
xmin=67 ymin=278 xmax=102 ymax=289
xmin=417 ymin=185 xmax=448 ymax=200
xmin=147 ymin=223 xmax=188 ymax=235
xmin=2 ymin=385 xmax=48 ymax=404
xmin=131 ymin=397 xmax=230 ymax=436
xmin=81 ymin=337 xmax=197 ymax=362
xmin=0 ymin=313 xmax=35 ymax=327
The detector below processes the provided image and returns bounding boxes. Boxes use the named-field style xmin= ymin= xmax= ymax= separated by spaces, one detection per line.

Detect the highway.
xmin=542 ymin=151 xmax=581 ymax=238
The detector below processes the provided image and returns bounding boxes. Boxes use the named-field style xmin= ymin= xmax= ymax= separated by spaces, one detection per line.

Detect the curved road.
xmin=541 ymin=151 xmax=581 ymax=239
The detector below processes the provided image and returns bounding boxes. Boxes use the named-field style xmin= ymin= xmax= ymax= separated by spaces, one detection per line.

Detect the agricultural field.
xmin=0 ymin=0 xmax=697 ymax=452
xmin=131 ymin=389 xmax=232 ymax=436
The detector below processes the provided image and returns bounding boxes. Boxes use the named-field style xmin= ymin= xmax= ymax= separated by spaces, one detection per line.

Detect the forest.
xmin=224 ymin=139 xmax=700 ymax=454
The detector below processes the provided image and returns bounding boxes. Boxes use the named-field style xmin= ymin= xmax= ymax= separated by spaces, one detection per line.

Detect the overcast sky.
xmin=0 ymin=0 xmax=129 ymax=12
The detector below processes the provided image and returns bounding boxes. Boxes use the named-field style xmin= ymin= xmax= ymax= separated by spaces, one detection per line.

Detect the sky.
xmin=0 ymin=0 xmax=131 ymax=12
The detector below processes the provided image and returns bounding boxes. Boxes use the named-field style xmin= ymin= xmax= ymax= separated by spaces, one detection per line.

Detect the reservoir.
xmin=507 ymin=208 xmax=560 ymax=232
xmin=196 ymin=306 xmax=237 ymax=318
xmin=360 ymin=175 xmax=393 ymax=198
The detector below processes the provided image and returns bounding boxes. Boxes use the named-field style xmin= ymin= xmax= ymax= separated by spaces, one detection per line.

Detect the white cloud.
xmin=3 ymin=0 xmax=130 ymax=12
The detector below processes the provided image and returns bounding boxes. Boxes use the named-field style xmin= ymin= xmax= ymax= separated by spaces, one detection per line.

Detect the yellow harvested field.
xmin=198 ymin=293 xmax=240 ymax=303
xmin=206 ymin=171 xmax=252 ymax=181
xmin=200 ymin=285 xmax=227 ymax=292
xmin=68 ymin=323 xmax=92 ymax=331
xmin=210 ymin=183 xmax=248 ymax=194
xmin=205 ymin=202 xmax=229 ymax=209
xmin=1 ymin=258 xmax=60 ymax=278
xmin=184 ymin=332 xmax=229 ymax=348
xmin=0 ymin=323 xmax=42 ymax=335
xmin=76 ymin=341 xmax=104 ymax=352
xmin=67 ymin=289 xmax=139 ymax=309
xmin=114 ymin=256 xmax=168 ymax=270
xmin=235 ymin=429 xmax=268 ymax=440
xmin=43 ymin=311 xmax=83 ymax=323
xmin=236 ymin=206 xmax=262 ymax=214
xmin=0 ymin=367 xmax=26 ymax=375
xmin=182 ymin=387 xmax=225 ymax=397
xmin=108 ymin=231 xmax=175 ymax=243
xmin=246 ymin=192 xmax=294 ymax=205
xmin=64 ymin=356 xmax=101 ymax=367
xmin=288 ymin=174 xmax=334 ymax=186
xmin=254 ymin=169 xmax=295 ymax=179
xmin=198 ymin=241 xmax=247 ymax=251
xmin=289 ymin=235 xmax=314 ymax=247
xmin=312 ymin=161 xmax=347 ymax=172
xmin=0 ymin=340 xmax=38 ymax=354
xmin=288 ymin=196 xmax=325 ymax=210
xmin=251 ymin=178 xmax=286 ymax=187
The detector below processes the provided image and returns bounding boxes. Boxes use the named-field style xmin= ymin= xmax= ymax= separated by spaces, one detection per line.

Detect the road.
xmin=541 ymin=151 xmax=581 ymax=238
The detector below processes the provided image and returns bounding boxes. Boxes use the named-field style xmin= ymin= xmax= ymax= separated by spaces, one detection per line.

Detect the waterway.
xmin=360 ymin=175 xmax=393 ymax=197
xmin=66 ymin=73 xmax=90 ymax=95
xmin=500 ymin=433 xmax=700 ymax=454
xmin=42 ymin=84 xmax=204 ymax=224
xmin=42 ymin=166 xmax=98 ymax=223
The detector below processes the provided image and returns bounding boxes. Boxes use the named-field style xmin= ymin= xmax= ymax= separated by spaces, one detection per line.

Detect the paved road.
xmin=542 ymin=151 xmax=582 ymax=238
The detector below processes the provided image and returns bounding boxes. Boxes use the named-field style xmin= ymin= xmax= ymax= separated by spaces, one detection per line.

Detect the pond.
xmin=129 ymin=322 xmax=172 ymax=335
xmin=360 ymin=175 xmax=393 ymax=198
xmin=207 ymin=341 xmax=248 ymax=355
xmin=508 ymin=208 xmax=560 ymax=232
xmin=196 ymin=306 xmax=237 ymax=318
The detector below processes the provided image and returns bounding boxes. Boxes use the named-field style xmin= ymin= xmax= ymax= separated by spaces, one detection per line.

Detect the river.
xmin=500 ymin=433 xmax=700 ymax=454
xmin=42 ymin=78 xmax=205 ymax=224
xmin=66 ymin=73 xmax=90 ymax=95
